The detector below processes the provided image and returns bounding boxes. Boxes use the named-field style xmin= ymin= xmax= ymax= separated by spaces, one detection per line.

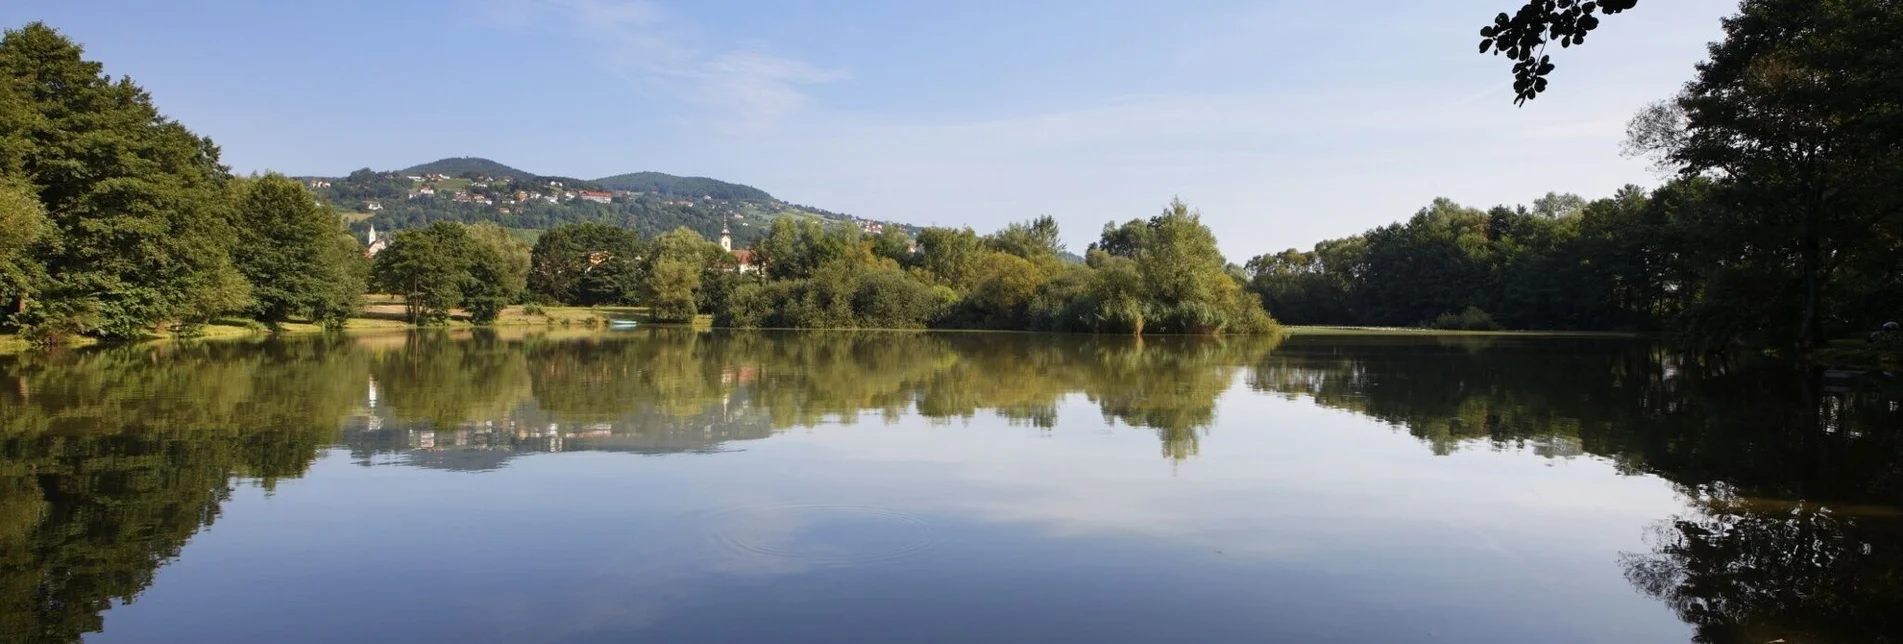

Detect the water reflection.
xmin=0 ymin=330 xmax=1898 ymax=643
xmin=1254 ymin=335 xmax=1903 ymax=643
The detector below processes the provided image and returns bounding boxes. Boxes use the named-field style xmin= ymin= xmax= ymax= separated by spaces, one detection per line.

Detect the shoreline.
xmin=1 ymin=313 xmax=1653 ymax=355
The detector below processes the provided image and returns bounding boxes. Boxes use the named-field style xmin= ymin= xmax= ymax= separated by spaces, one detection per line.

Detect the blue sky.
xmin=3 ymin=1 xmax=1736 ymax=257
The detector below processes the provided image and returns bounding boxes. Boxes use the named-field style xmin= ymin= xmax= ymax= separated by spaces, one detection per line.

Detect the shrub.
xmin=1432 ymin=306 xmax=1502 ymax=331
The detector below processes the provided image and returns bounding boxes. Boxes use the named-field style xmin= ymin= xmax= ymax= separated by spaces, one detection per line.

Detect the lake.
xmin=2 ymin=329 xmax=1898 ymax=644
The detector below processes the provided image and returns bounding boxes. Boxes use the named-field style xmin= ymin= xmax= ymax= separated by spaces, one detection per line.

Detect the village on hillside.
xmin=303 ymin=168 xmax=911 ymax=249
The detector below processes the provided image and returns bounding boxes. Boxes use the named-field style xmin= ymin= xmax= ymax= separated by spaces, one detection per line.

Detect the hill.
xmin=401 ymin=157 xmax=535 ymax=179
xmin=303 ymin=158 xmax=917 ymax=250
xmin=593 ymin=172 xmax=772 ymax=201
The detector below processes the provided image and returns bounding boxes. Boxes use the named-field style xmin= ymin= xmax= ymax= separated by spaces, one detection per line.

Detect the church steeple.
xmin=719 ymin=220 xmax=732 ymax=252
xmin=366 ymin=224 xmax=377 ymax=245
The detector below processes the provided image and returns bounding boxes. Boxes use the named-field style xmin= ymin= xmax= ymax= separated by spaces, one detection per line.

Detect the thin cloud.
xmin=485 ymin=0 xmax=845 ymax=133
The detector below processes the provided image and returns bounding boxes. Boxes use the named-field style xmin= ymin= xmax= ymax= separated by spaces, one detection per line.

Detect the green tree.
xmin=1625 ymin=0 xmax=1903 ymax=351
xmin=1091 ymin=199 xmax=1276 ymax=335
xmin=462 ymin=222 xmax=530 ymax=324
xmin=526 ymin=222 xmax=642 ymax=306
xmin=983 ymin=215 xmax=1064 ymax=260
xmin=643 ymin=226 xmax=718 ymax=323
xmin=371 ymin=222 xmax=471 ymax=325
xmin=229 ymin=174 xmax=365 ymax=328
xmin=0 ymin=181 xmax=47 ymax=316
xmin=913 ymin=226 xmax=985 ymax=291
xmin=0 ymin=23 xmax=248 ymax=339
xmin=870 ymin=226 xmax=915 ymax=265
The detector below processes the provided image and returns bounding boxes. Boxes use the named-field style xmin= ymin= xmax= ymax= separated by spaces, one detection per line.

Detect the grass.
xmin=0 ymin=298 xmax=695 ymax=355
xmin=0 ymin=315 xmax=1629 ymax=355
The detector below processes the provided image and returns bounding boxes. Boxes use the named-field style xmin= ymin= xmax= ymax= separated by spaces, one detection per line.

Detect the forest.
xmin=3 ymin=0 xmax=1902 ymax=356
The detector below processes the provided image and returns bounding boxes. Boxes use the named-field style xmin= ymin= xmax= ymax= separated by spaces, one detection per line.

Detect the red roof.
xmin=730 ymin=249 xmax=757 ymax=265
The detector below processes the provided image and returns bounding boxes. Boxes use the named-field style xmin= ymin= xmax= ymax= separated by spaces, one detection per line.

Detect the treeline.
xmin=1245 ymin=190 xmax=1666 ymax=332
xmin=514 ymin=200 xmax=1280 ymax=335
xmin=1252 ymin=0 xmax=1903 ymax=352
xmin=1248 ymin=179 xmax=1900 ymax=350
xmin=0 ymin=24 xmax=368 ymax=342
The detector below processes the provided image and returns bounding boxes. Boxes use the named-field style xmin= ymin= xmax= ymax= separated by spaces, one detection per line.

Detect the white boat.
xmin=607 ymin=319 xmax=639 ymax=329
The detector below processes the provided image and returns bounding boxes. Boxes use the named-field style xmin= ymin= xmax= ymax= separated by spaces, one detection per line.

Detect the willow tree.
xmin=1087 ymin=199 xmax=1278 ymax=335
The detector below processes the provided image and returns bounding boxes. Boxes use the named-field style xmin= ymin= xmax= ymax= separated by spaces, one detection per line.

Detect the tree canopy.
xmin=0 ymin=22 xmax=249 ymax=339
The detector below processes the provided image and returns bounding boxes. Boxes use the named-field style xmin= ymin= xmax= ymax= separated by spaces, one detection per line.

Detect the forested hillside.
xmin=594 ymin=172 xmax=771 ymax=201
xmin=304 ymin=158 xmax=910 ymax=247
xmin=400 ymin=157 xmax=533 ymax=179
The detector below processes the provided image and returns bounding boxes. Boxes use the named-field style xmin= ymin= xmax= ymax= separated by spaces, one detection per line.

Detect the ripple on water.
xmin=697 ymin=505 xmax=939 ymax=568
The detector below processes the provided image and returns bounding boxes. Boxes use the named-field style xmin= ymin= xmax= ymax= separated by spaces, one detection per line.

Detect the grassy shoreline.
xmin=0 ymin=304 xmax=662 ymax=355
xmin=2 ymin=315 xmax=1658 ymax=355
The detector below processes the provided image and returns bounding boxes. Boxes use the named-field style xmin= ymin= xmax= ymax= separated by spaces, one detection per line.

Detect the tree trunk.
xmin=1798 ymin=210 xmax=1823 ymax=354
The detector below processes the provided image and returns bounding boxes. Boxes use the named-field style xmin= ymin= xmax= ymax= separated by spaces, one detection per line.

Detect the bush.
xmin=1431 ymin=306 xmax=1502 ymax=331
xmin=14 ymin=297 xmax=101 ymax=346
xmin=715 ymin=283 xmax=774 ymax=328
xmin=465 ymin=297 xmax=507 ymax=325
xmin=851 ymin=268 xmax=946 ymax=328
xmin=522 ymin=303 xmax=547 ymax=316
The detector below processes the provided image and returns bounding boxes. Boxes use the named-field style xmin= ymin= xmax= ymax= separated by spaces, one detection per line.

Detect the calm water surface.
xmin=2 ymin=330 xmax=1899 ymax=644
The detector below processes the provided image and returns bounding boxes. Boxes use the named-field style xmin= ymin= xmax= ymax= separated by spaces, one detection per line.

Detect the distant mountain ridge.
xmin=311 ymin=157 xmax=915 ymax=246
xmin=388 ymin=157 xmax=774 ymax=202
xmin=399 ymin=157 xmax=534 ymax=179
xmin=595 ymin=172 xmax=772 ymax=201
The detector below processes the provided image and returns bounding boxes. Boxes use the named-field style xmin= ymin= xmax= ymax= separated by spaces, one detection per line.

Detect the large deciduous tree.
xmin=1625 ymin=0 xmax=1903 ymax=350
xmin=230 ymin=174 xmax=365 ymax=328
xmin=371 ymin=222 xmax=471 ymax=325
xmin=527 ymin=222 xmax=643 ymax=306
xmin=461 ymin=223 xmax=530 ymax=324
xmin=642 ymin=226 xmax=720 ymax=323
xmin=0 ymin=23 xmax=247 ymax=339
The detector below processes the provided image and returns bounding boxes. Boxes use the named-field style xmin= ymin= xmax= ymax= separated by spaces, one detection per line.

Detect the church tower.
xmin=719 ymin=220 xmax=732 ymax=252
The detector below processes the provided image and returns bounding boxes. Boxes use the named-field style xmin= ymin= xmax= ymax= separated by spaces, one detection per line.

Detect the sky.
xmin=2 ymin=0 xmax=1738 ymax=257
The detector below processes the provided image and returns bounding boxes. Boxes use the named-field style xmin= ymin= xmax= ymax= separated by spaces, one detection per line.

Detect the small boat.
xmin=607 ymin=319 xmax=639 ymax=329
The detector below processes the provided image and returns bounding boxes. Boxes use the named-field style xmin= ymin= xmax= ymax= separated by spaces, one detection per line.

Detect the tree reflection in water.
xmin=0 ymin=330 xmax=1898 ymax=642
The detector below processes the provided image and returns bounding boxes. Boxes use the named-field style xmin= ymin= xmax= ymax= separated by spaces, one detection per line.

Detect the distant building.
xmin=721 ymin=222 xmax=761 ymax=274
xmin=577 ymin=190 xmax=613 ymax=204
xmin=418 ymin=185 xmax=436 ymax=196
xmin=364 ymin=201 xmax=382 ymax=211
xmin=307 ymin=179 xmax=331 ymax=189
xmin=364 ymin=225 xmax=388 ymax=258
xmin=730 ymin=249 xmax=760 ymax=274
